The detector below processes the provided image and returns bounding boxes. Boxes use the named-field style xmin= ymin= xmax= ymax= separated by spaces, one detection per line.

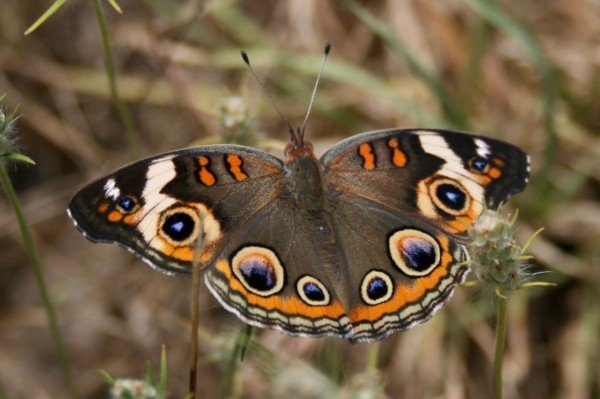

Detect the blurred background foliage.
xmin=0 ymin=0 xmax=598 ymax=398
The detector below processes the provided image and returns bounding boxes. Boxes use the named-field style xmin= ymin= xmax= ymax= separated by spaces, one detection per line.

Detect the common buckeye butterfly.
xmin=68 ymin=47 xmax=529 ymax=343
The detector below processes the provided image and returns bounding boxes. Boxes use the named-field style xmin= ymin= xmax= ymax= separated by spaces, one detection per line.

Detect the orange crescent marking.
xmin=445 ymin=205 xmax=480 ymax=233
xmin=155 ymin=239 xmax=195 ymax=262
xmin=108 ymin=210 xmax=123 ymax=222
xmin=350 ymin=236 xmax=453 ymax=323
xmin=171 ymin=246 xmax=194 ymax=261
xmin=198 ymin=156 xmax=216 ymax=186
xmin=226 ymin=154 xmax=249 ymax=181
xmin=98 ymin=203 xmax=109 ymax=213
xmin=388 ymin=139 xmax=407 ymax=167
xmin=123 ymin=209 xmax=143 ymax=225
xmin=358 ymin=143 xmax=376 ymax=170
xmin=216 ymin=260 xmax=346 ymax=319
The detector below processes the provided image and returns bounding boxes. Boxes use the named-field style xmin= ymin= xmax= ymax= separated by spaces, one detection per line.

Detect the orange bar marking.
xmin=198 ymin=156 xmax=216 ymax=186
xmin=226 ymin=154 xmax=249 ymax=181
xmin=388 ymin=139 xmax=407 ymax=167
xmin=358 ymin=143 xmax=376 ymax=170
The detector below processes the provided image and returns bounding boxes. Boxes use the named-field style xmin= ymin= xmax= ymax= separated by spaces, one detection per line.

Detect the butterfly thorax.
xmin=284 ymin=150 xmax=328 ymax=215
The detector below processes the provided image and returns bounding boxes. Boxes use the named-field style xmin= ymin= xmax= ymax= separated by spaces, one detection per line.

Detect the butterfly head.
xmin=284 ymin=126 xmax=314 ymax=160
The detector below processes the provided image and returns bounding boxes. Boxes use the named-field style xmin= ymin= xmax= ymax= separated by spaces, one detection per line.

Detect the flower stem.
xmin=0 ymin=161 xmax=77 ymax=399
xmin=493 ymin=294 xmax=508 ymax=399
xmin=92 ymin=0 xmax=140 ymax=156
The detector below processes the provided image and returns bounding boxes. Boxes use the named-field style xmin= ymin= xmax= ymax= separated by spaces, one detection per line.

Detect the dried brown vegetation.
xmin=0 ymin=1 xmax=598 ymax=398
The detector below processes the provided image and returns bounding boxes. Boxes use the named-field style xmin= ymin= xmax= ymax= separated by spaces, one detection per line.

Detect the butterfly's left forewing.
xmin=68 ymin=145 xmax=284 ymax=275
xmin=323 ymin=129 xmax=529 ymax=235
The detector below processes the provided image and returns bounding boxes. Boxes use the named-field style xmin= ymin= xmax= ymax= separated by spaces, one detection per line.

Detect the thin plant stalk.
xmin=493 ymin=295 xmax=508 ymax=399
xmin=220 ymin=326 xmax=250 ymax=399
xmin=0 ymin=162 xmax=77 ymax=399
xmin=188 ymin=228 xmax=205 ymax=398
xmin=92 ymin=0 xmax=140 ymax=156
xmin=366 ymin=342 xmax=380 ymax=373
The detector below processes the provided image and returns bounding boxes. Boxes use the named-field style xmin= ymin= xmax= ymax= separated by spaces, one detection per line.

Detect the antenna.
xmin=240 ymin=50 xmax=295 ymax=140
xmin=301 ymin=42 xmax=331 ymax=136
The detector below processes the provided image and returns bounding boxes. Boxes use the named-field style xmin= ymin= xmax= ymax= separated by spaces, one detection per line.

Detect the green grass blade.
xmin=462 ymin=0 xmax=558 ymax=201
xmin=24 ymin=0 xmax=71 ymax=35
xmin=158 ymin=345 xmax=168 ymax=398
xmin=99 ymin=370 xmax=116 ymax=385
xmin=92 ymin=0 xmax=140 ymax=156
xmin=107 ymin=0 xmax=123 ymax=14
xmin=340 ymin=0 xmax=470 ymax=129
xmin=4 ymin=151 xmax=36 ymax=164
xmin=0 ymin=163 xmax=77 ymax=398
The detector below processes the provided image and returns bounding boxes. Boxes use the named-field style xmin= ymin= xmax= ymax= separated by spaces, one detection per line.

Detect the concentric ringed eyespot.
xmin=429 ymin=178 xmax=470 ymax=215
xmin=360 ymin=270 xmax=394 ymax=305
xmin=231 ymin=246 xmax=285 ymax=297
xmin=388 ymin=228 xmax=441 ymax=277
xmin=296 ymin=275 xmax=330 ymax=306
xmin=115 ymin=195 xmax=139 ymax=214
xmin=158 ymin=206 xmax=201 ymax=246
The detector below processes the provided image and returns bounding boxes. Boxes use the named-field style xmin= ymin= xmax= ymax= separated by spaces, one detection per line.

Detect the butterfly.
xmin=68 ymin=125 xmax=529 ymax=342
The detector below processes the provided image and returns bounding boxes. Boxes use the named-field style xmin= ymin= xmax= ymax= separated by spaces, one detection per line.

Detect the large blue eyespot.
xmin=162 ymin=212 xmax=195 ymax=242
xmin=116 ymin=195 xmax=137 ymax=213
xmin=402 ymin=238 xmax=437 ymax=272
xmin=232 ymin=246 xmax=285 ymax=297
xmin=435 ymin=183 xmax=467 ymax=212
xmin=238 ymin=256 xmax=276 ymax=291
xmin=361 ymin=271 xmax=393 ymax=305
xmin=389 ymin=229 xmax=441 ymax=277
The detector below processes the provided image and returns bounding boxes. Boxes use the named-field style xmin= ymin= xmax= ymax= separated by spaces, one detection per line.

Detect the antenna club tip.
xmin=324 ymin=42 xmax=331 ymax=54
xmin=240 ymin=50 xmax=250 ymax=65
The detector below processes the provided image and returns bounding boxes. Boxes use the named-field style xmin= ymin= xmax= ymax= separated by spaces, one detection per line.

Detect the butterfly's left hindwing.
xmin=204 ymin=199 xmax=353 ymax=338
xmin=68 ymin=145 xmax=284 ymax=275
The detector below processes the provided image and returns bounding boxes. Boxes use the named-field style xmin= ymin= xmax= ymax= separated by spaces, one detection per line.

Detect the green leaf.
xmin=3 ymin=151 xmax=36 ymax=165
xmin=24 ymin=0 xmax=71 ymax=35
